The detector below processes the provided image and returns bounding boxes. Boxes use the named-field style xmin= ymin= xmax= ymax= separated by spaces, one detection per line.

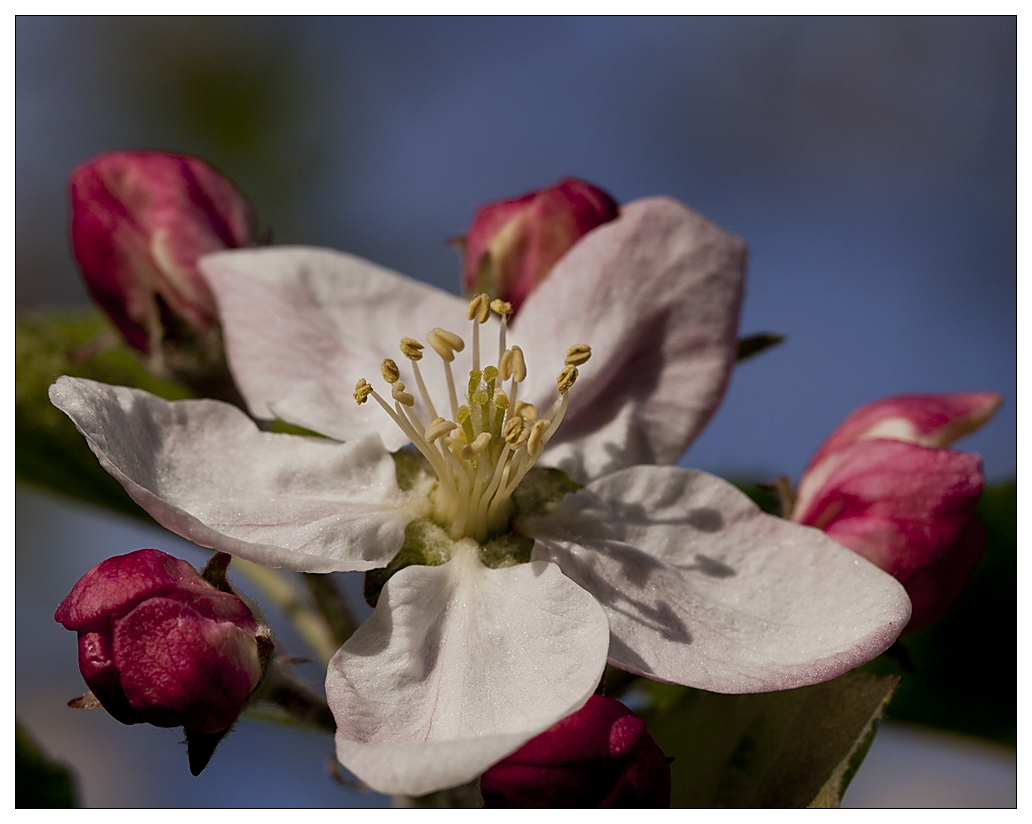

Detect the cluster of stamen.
xmin=354 ymin=294 xmax=589 ymax=542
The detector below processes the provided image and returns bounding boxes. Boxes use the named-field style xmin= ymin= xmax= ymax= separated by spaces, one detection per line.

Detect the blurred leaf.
xmin=731 ymin=480 xmax=782 ymax=515
xmin=640 ymin=672 xmax=898 ymax=808
xmin=16 ymin=310 xmax=191 ymax=521
xmin=16 ymin=721 xmax=79 ymax=808
xmin=867 ymin=480 xmax=1017 ymax=745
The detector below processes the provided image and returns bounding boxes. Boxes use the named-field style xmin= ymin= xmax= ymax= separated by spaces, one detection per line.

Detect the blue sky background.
xmin=16 ymin=17 xmax=1016 ymax=806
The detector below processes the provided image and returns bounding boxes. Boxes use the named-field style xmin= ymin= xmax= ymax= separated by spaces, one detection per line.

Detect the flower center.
xmin=354 ymin=294 xmax=589 ymax=543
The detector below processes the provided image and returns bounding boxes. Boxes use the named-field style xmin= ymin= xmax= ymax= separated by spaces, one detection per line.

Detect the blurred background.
xmin=16 ymin=17 xmax=1016 ymax=807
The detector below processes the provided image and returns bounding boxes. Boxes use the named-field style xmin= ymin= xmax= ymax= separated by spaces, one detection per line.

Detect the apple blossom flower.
xmin=49 ymin=196 xmax=910 ymax=796
xmin=461 ymin=177 xmax=619 ymax=312
xmin=480 ymin=694 xmax=671 ymax=808
xmin=54 ymin=549 xmax=263 ymax=734
xmin=70 ymin=150 xmax=256 ymax=373
xmin=792 ymin=392 xmax=1002 ymax=630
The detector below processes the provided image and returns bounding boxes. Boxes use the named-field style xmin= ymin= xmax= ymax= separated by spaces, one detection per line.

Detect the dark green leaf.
xmin=16 ymin=721 xmax=79 ymax=808
xmin=640 ymin=671 xmax=899 ymax=808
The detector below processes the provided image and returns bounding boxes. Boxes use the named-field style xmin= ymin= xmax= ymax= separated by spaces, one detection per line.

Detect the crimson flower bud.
xmin=480 ymin=695 xmax=671 ymax=808
xmin=55 ymin=549 xmax=263 ymax=734
xmin=793 ymin=393 xmax=1002 ymax=631
xmin=69 ymin=151 xmax=256 ymax=366
xmin=461 ymin=177 xmax=619 ymax=313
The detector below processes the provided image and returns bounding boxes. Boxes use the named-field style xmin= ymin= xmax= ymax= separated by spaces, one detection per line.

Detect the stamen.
xmin=508 ymin=346 xmax=527 ymax=383
xmin=428 ymin=328 xmax=464 ymax=417
xmin=564 ymin=344 xmax=591 ymax=367
xmin=467 ymin=293 xmax=490 ymax=372
xmin=381 ymin=359 xmax=401 ymax=384
xmin=361 ymin=320 xmax=588 ymax=543
xmin=514 ymin=401 xmax=538 ymax=422
xmin=427 ymin=328 xmax=465 ymax=361
xmin=461 ymin=432 xmax=492 ymax=461
xmin=467 ymin=293 xmax=490 ymax=324
xmin=526 ymin=419 xmax=550 ymax=455
xmin=400 ymin=338 xmax=424 ymax=361
xmin=391 ymin=381 xmax=414 ymax=407
xmin=556 ymin=364 xmax=578 ymax=393
xmin=425 ymin=417 xmax=457 ymax=443
xmin=401 ymin=339 xmax=437 ymax=419
xmin=354 ymin=378 xmax=373 ymax=405
xmin=503 ymin=416 xmax=524 ymax=444
xmin=491 ymin=298 xmax=513 ymax=361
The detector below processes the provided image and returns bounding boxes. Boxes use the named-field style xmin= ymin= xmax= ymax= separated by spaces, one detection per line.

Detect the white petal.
xmin=200 ymin=246 xmax=485 ymax=448
xmin=49 ymin=376 xmax=420 ymax=572
xmin=326 ymin=546 xmax=610 ymax=796
xmin=512 ymin=197 xmax=745 ymax=483
xmin=524 ymin=465 xmax=911 ymax=693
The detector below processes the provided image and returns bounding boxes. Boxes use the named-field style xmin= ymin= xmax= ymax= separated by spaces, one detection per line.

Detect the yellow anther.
xmin=461 ymin=432 xmax=492 ymax=461
xmin=483 ymin=364 xmax=498 ymax=383
xmin=515 ymin=402 xmax=538 ymax=421
xmin=391 ymin=381 xmax=414 ymax=407
xmin=381 ymin=358 xmax=400 ymax=384
xmin=424 ymin=417 xmax=457 ymax=443
xmin=427 ymin=328 xmax=465 ymax=362
xmin=353 ymin=378 xmax=373 ymax=405
xmin=557 ymin=364 xmax=578 ymax=393
xmin=493 ymin=389 xmax=509 ymax=410
xmin=508 ymin=346 xmax=527 ymax=383
xmin=400 ymin=337 xmax=424 ymax=361
xmin=527 ymin=419 xmax=550 ymax=454
xmin=564 ymin=344 xmax=592 ymax=367
xmin=499 ymin=349 xmax=512 ymax=381
xmin=503 ymin=416 xmax=524 ymax=445
xmin=467 ymin=293 xmax=490 ymax=323
xmin=490 ymin=298 xmax=513 ymax=317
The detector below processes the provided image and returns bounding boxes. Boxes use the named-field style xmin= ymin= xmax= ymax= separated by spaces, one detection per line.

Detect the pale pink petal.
xmin=524 ymin=465 xmax=911 ymax=693
xmin=327 ymin=548 xmax=610 ymax=796
xmin=199 ymin=246 xmax=482 ymax=448
xmin=49 ymin=376 xmax=420 ymax=572
xmin=804 ymin=392 xmax=1002 ymax=474
xmin=512 ymin=197 xmax=746 ymax=483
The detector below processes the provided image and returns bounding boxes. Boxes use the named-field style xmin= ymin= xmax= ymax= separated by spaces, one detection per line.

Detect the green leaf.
xmin=640 ymin=671 xmax=899 ymax=808
xmin=16 ymin=310 xmax=192 ymax=521
xmin=16 ymin=721 xmax=79 ymax=808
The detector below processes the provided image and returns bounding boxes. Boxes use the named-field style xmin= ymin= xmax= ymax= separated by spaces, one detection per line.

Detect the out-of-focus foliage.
xmin=640 ymin=672 xmax=898 ymax=808
xmin=16 ymin=721 xmax=79 ymax=808
xmin=16 ymin=309 xmax=191 ymax=520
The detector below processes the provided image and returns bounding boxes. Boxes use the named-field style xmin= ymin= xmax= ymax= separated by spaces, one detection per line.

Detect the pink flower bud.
xmin=793 ymin=393 xmax=1002 ymax=630
xmin=462 ymin=177 xmax=619 ymax=312
xmin=70 ymin=151 xmax=256 ymax=357
xmin=55 ymin=549 xmax=263 ymax=734
xmin=480 ymin=695 xmax=671 ymax=808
